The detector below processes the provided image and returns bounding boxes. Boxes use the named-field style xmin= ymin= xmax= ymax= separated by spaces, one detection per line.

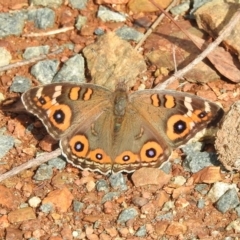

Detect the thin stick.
xmin=154 ymin=8 xmax=240 ymax=90
xmin=23 ymin=26 xmax=74 ymax=37
xmin=0 ymin=149 xmax=62 ymax=182
xmin=135 ymin=0 xmax=178 ymax=50
xmin=0 ymin=48 xmax=63 ymax=72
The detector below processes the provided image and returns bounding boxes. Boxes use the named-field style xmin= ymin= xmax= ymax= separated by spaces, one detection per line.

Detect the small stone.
xmin=0 ymin=12 xmax=26 ymax=37
xmin=28 ymin=196 xmax=41 ymax=208
xmin=117 ymin=208 xmax=138 ymax=224
xmin=97 ymin=6 xmax=126 ymax=22
xmin=109 ymin=173 xmax=128 ymax=191
xmin=156 ymin=212 xmax=174 ymax=221
xmin=135 ymin=225 xmax=147 ymax=237
xmin=0 ymin=135 xmax=15 ymax=159
xmin=101 ymin=192 xmax=120 ymax=203
xmin=31 ymin=59 xmax=59 ymax=84
xmin=0 ymin=215 xmax=9 ymax=228
xmin=28 ymin=8 xmax=55 ymax=29
xmin=8 ymin=207 xmax=36 ymax=223
xmin=170 ymin=176 xmax=186 ymax=187
xmin=48 ymin=157 xmax=66 ymax=170
xmin=75 ymin=15 xmax=87 ymax=30
xmin=69 ymin=0 xmax=88 ymax=9
xmin=73 ymin=200 xmax=85 ymax=212
xmin=95 ymin=179 xmax=109 ymax=193
xmin=156 ymin=191 xmax=169 ymax=208
xmin=207 ymin=182 xmax=237 ymax=202
xmin=170 ymin=2 xmax=190 ymax=16
xmin=131 ymin=167 xmax=171 ymax=187
xmin=226 ymin=218 xmax=240 ymax=232
xmin=141 ymin=202 xmax=155 ymax=214
xmin=33 ymin=164 xmax=53 ymax=181
xmin=115 ymin=25 xmax=144 ymax=42
xmin=40 ymin=203 xmax=54 ymax=213
xmin=31 ymin=0 xmax=63 ymax=8
xmin=10 ymin=76 xmax=31 ymax=93
xmin=86 ymin=181 xmax=96 ymax=192
xmin=165 ymin=221 xmax=187 ymax=236
xmin=235 ymin=206 xmax=240 ymax=217
xmin=160 ymin=161 xmax=172 ymax=174
xmin=197 ymin=199 xmax=205 ymax=209
xmin=195 ymin=184 xmax=209 ymax=195
xmin=52 ymin=54 xmax=85 ymax=83
xmin=0 ymin=47 xmax=12 ymax=66
xmin=162 ymin=201 xmax=175 ymax=212
xmin=132 ymin=196 xmax=148 ymax=207
xmin=103 ymin=201 xmax=113 ymax=214
xmin=42 ymin=187 xmax=74 ymax=212
xmin=0 ymin=185 xmax=15 ymax=209
xmin=6 ymin=228 xmax=23 ymax=239
xmin=105 ymin=227 xmax=118 ymax=237
xmin=23 ymin=45 xmax=50 ymax=60
xmin=215 ymin=188 xmax=240 ymax=213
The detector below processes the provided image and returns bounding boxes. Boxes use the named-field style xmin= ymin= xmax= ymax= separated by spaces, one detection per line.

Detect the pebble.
xmin=194 ymin=183 xmax=209 ymax=195
xmin=86 ymin=181 xmax=96 ymax=192
xmin=42 ymin=187 xmax=74 ymax=212
xmin=94 ymin=28 xmax=105 ymax=35
xmin=69 ymin=0 xmax=88 ymax=9
xmin=23 ymin=45 xmax=50 ymax=60
xmin=40 ymin=203 xmax=54 ymax=213
xmin=6 ymin=228 xmax=23 ymax=239
xmin=182 ymin=142 xmax=220 ymax=173
xmin=0 ymin=135 xmax=15 ymax=159
xmin=10 ymin=76 xmax=31 ymax=93
xmin=75 ymin=15 xmax=87 ymax=30
xmin=31 ymin=0 xmax=63 ymax=8
xmin=170 ymin=176 xmax=186 ymax=187
xmin=101 ymin=192 xmax=120 ymax=203
xmin=131 ymin=167 xmax=171 ymax=187
xmin=28 ymin=196 xmax=41 ymax=208
xmin=197 ymin=198 xmax=205 ymax=209
xmin=73 ymin=200 xmax=85 ymax=212
xmin=226 ymin=218 xmax=240 ymax=232
xmin=28 ymin=8 xmax=55 ymax=29
xmin=95 ymin=179 xmax=109 ymax=193
xmin=0 ymin=12 xmax=26 ymax=37
xmin=0 ymin=185 xmax=16 ymax=209
xmin=135 ymin=225 xmax=147 ymax=237
xmin=170 ymin=2 xmax=190 ymax=16
xmin=117 ymin=208 xmax=138 ymax=224
xmin=97 ymin=6 xmax=127 ymax=22
xmin=162 ymin=200 xmax=175 ymax=212
xmin=215 ymin=188 xmax=240 ymax=213
xmin=8 ymin=207 xmax=36 ymax=223
xmin=33 ymin=164 xmax=53 ymax=181
xmin=52 ymin=54 xmax=85 ymax=83
xmin=115 ymin=25 xmax=144 ymax=42
xmin=155 ymin=212 xmax=174 ymax=221
xmin=48 ymin=157 xmax=66 ymax=170
xmin=0 ymin=47 xmax=12 ymax=66
xmin=235 ymin=205 xmax=240 ymax=217
xmin=207 ymin=182 xmax=237 ymax=202
xmin=109 ymin=173 xmax=128 ymax=191
xmin=160 ymin=161 xmax=172 ymax=174
xmin=132 ymin=196 xmax=149 ymax=207
xmin=31 ymin=59 xmax=59 ymax=84
xmin=165 ymin=221 xmax=187 ymax=236
xmin=0 ymin=215 xmax=9 ymax=228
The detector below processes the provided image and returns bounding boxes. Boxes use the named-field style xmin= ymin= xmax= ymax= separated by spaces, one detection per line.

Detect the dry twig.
xmin=0 ymin=149 xmax=62 ymax=182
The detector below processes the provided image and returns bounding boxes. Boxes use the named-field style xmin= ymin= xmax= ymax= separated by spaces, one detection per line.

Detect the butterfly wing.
xmin=22 ymin=83 xmax=113 ymax=139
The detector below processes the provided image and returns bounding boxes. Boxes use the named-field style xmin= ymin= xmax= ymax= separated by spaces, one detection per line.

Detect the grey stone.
xmin=0 ymin=47 xmax=12 ymax=66
xmin=75 ymin=15 xmax=87 ymax=30
xmin=160 ymin=161 xmax=172 ymax=174
xmin=73 ymin=200 xmax=85 ymax=212
xmin=52 ymin=54 xmax=85 ymax=83
xmin=69 ymin=0 xmax=88 ymax=9
xmin=109 ymin=173 xmax=128 ymax=191
xmin=33 ymin=164 xmax=53 ymax=181
xmin=235 ymin=205 xmax=240 ymax=217
xmin=215 ymin=188 xmax=240 ymax=213
xmin=115 ymin=25 xmax=144 ymax=42
xmin=94 ymin=28 xmax=105 ymax=35
xmin=195 ymin=184 xmax=209 ymax=195
xmin=31 ymin=59 xmax=59 ymax=84
xmin=135 ymin=225 xmax=147 ymax=237
xmin=170 ymin=2 xmax=190 ymax=16
xmin=97 ymin=6 xmax=126 ymax=22
xmin=40 ymin=203 xmax=54 ymax=213
xmin=197 ymin=199 xmax=205 ymax=209
xmin=182 ymin=142 xmax=220 ymax=173
xmin=101 ymin=192 xmax=120 ymax=203
xmin=156 ymin=212 xmax=174 ymax=221
xmin=48 ymin=157 xmax=66 ymax=170
xmin=23 ymin=45 xmax=50 ymax=60
xmin=96 ymin=179 xmax=109 ymax=193
xmin=30 ymin=0 xmax=63 ymax=8
xmin=0 ymin=135 xmax=15 ymax=159
xmin=117 ymin=208 xmax=138 ymax=224
xmin=0 ymin=12 xmax=26 ymax=37
xmin=10 ymin=76 xmax=31 ymax=93
xmin=28 ymin=8 xmax=55 ymax=29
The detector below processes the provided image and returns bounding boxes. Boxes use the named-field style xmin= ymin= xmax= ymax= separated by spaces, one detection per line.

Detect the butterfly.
xmin=21 ymin=82 xmax=224 ymax=175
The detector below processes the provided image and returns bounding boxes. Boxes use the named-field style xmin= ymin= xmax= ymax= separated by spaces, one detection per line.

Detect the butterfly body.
xmin=21 ymin=83 xmax=224 ymax=175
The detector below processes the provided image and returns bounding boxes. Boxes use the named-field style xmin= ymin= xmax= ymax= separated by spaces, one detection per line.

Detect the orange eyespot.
xmin=115 ymin=151 xmax=139 ymax=164
xmin=88 ymin=148 xmax=112 ymax=164
xmin=140 ymin=141 xmax=163 ymax=162
xmin=69 ymin=135 xmax=89 ymax=157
